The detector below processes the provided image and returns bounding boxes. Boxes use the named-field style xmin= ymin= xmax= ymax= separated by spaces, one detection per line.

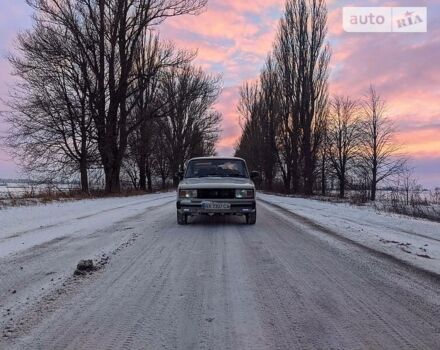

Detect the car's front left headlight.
xmin=235 ymin=189 xmax=254 ymax=199
xmin=179 ymin=189 xmax=198 ymax=198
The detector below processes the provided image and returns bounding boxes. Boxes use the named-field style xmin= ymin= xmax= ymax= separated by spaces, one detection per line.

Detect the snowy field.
xmin=0 ymin=183 xmax=75 ymax=199
xmin=259 ymin=193 xmax=440 ymax=277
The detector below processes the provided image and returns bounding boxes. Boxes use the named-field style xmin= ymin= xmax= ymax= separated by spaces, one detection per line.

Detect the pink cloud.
xmin=213 ymin=0 xmax=284 ymax=14
xmin=328 ymin=16 xmax=440 ymax=166
xmin=328 ymin=7 xmax=344 ymax=37
xmin=164 ymin=9 xmax=260 ymax=41
xmin=215 ymin=86 xmax=242 ymax=155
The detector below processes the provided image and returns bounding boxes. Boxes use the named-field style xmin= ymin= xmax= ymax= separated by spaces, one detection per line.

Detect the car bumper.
xmin=177 ymin=199 xmax=256 ymax=215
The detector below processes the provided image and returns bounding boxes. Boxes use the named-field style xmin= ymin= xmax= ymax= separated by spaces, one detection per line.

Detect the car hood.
xmin=179 ymin=177 xmax=255 ymax=190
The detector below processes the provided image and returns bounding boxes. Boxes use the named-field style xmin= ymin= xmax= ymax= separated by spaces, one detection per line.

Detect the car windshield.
xmin=185 ymin=159 xmax=249 ymax=178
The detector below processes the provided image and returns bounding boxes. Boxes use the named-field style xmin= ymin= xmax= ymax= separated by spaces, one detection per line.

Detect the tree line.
xmin=4 ymin=0 xmax=222 ymax=193
xmin=235 ymin=0 xmax=405 ymax=201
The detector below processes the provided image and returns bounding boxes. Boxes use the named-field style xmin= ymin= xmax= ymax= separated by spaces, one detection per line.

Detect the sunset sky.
xmin=0 ymin=0 xmax=439 ymax=187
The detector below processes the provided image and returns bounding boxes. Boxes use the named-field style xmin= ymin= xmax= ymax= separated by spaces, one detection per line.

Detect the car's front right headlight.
xmin=235 ymin=189 xmax=254 ymax=199
xmin=179 ymin=189 xmax=198 ymax=198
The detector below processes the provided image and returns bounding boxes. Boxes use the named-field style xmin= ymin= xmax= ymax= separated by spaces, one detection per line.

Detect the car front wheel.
xmin=246 ymin=212 xmax=256 ymax=225
xmin=177 ymin=212 xmax=188 ymax=225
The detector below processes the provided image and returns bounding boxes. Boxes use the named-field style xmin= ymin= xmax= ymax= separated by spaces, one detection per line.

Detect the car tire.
xmin=177 ymin=212 xmax=188 ymax=225
xmin=246 ymin=212 xmax=256 ymax=225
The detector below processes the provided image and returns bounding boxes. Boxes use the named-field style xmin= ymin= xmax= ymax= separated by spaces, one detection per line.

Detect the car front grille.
xmin=197 ymin=189 xmax=235 ymax=199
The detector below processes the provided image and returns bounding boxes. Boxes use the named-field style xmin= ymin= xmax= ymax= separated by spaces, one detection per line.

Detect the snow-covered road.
xmin=0 ymin=192 xmax=175 ymax=258
xmin=1 ymin=194 xmax=439 ymax=349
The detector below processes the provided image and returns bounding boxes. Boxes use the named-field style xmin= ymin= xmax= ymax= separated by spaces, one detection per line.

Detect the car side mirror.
xmin=250 ymin=171 xmax=260 ymax=180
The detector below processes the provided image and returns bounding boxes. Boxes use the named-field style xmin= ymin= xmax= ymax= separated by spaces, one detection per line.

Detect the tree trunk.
xmin=371 ymin=178 xmax=377 ymax=201
xmin=265 ymin=173 xmax=273 ymax=191
xmin=104 ymin=164 xmax=121 ymax=193
xmin=139 ymin=173 xmax=146 ymax=191
xmin=172 ymin=162 xmax=182 ymax=188
xmin=291 ymin=151 xmax=299 ymax=194
xmin=284 ymin=168 xmax=292 ymax=194
xmin=80 ymin=158 xmax=89 ymax=193
xmin=339 ymin=176 xmax=345 ymax=199
xmin=79 ymin=128 xmax=89 ymax=193
xmin=371 ymin=162 xmax=377 ymax=201
xmin=304 ymin=160 xmax=314 ymax=195
xmin=138 ymin=156 xmax=147 ymax=191
xmin=290 ymin=118 xmax=300 ymax=194
xmin=303 ymin=126 xmax=314 ymax=196
xmin=321 ymin=157 xmax=326 ymax=196
xmin=146 ymin=165 xmax=153 ymax=192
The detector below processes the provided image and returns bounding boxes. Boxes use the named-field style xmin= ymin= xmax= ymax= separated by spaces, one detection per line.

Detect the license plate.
xmin=202 ymin=202 xmax=231 ymax=210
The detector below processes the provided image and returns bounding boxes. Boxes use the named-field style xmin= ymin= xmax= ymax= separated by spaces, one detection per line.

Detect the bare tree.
xmin=6 ymin=21 xmax=97 ymax=192
xmin=274 ymin=0 xmax=331 ymax=194
xmin=156 ymin=65 xmax=222 ymax=186
xmin=24 ymin=0 xmax=207 ymax=192
xmin=275 ymin=86 xmax=295 ymax=193
xmin=235 ymin=84 xmax=262 ymax=178
xmin=317 ymin=113 xmax=330 ymax=195
xmin=235 ymin=56 xmax=281 ymax=190
xmin=273 ymin=3 xmax=300 ymax=193
xmin=258 ymin=56 xmax=282 ymax=190
xmin=128 ymin=32 xmax=193 ymax=191
xmin=151 ymin=124 xmax=171 ymax=189
xmin=235 ymin=82 xmax=264 ymax=181
xmin=400 ymin=167 xmax=417 ymax=206
xmin=326 ymin=96 xmax=361 ymax=198
xmin=359 ymin=86 xmax=406 ymax=201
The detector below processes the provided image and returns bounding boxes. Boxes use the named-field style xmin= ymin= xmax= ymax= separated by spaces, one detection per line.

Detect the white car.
xmin=176 ymin=157 xmax=258 ymax=225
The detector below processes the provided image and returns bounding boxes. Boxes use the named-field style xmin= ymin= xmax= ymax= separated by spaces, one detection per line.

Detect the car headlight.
xmin=235 ymin=189 xmax=254 ymax=199
xmin=179 ymin=189 xmax=198 ymax=198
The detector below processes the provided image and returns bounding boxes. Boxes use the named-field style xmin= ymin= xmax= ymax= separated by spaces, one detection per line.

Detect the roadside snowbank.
xmin=259 ymin=193 xmax=440 ymax=276
xmin=0 ymin=192 xmax=175 ymax=258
